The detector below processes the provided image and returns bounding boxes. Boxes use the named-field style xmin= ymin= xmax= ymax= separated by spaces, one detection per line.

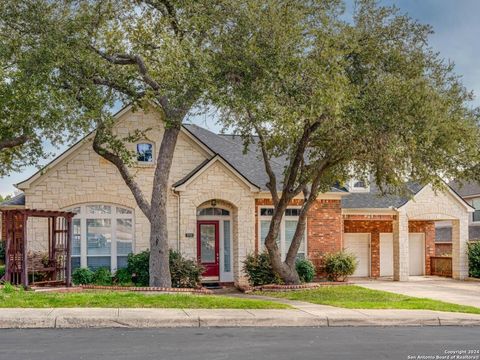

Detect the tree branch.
xmin=93 ymin=127 xmax=152 ymax=221
xmin=0 ymin=135 xmax=29 ymax=151
xmin=142 ymin=0 xmax=183 ymax=39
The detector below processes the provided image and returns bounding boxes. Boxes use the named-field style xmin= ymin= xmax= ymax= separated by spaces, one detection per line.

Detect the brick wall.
xmin=435 ymin=242 xmax=452 ymax=256
xmin=254 ymin=198 xmax=343 ymax=276
xmin=343 ymin=217 xmax=435 ymax=277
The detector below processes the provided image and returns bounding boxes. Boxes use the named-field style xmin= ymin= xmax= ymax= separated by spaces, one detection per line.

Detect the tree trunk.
xmin=149 ymin=125 xmax=181 ymax=287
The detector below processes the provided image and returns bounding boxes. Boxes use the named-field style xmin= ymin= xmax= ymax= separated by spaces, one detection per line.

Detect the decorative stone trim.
xmin=81 ymin=285 xmax=213 ymax=294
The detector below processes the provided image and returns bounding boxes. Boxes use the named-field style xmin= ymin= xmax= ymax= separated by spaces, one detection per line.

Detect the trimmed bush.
xmin=296 ymin=258 xmax=316 ymax=283
xmin=170 ymin=250 xmax=204 ymax=288
xmin=92 ymin=267 xmax=113 ymax=285
xmin=113 ymin=267 xmax=133 ymax=285
xmin=0 ymin=240 xmax=5 ymax=263
xmin=468 ymin=241 xmax=480 ymax=278
xmin=0 ymin=265 xmax=5 ymax=279
xmin=324 ymin=251 xmax=357 ymax=282
xmin=243 ymin=251 xmax=280 ymax=286
xmin=72 ymin=268 xmax=94 ymax=285
xmin=127 ymin=251 xmax=150 ymax=286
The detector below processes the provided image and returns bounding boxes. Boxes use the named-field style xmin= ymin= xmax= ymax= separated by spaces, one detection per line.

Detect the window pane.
xmin=117 ymin=256 xmax=129 ymax=269
xmin=474 ymin=210 xmax=480 ymax=222
xmin=87 ymin=219 xmax=111 ymax=256
xmin=87 ymin=257 xmax=110 ymax=271
xmin=116 ymin=207 xmax=132 ymax=215
xmin=285 ymin=208 xmax=301 ymax=216
xmin=87 ymin=205 xmax=111 ymax=214
xmin=285 ymin=220 xmax=304 ymax=254
xmin=71 ymin=257 xmax=81 ymax=271
xmin=199 ymin=224 xmax=215 ymax=263
xmin=260 ymin=220 xmax=280 ymax=248
xmin=260 ymin=208 xmax=274 ymax=216
xmin=224 ymin=220 xmax=231 ymax=272
xmin=116 ymin=219 xmax=133 ymax=255
xmin=137 ymin=143 xmax=153 ymax=162
xmin=72 ymin=219 xmax=81 ymax=256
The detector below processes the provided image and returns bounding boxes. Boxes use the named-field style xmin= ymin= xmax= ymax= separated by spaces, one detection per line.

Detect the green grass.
xmin=259 ymin=285 xmax=480 ymax=314
xmin=0 ymin=288 xmax=289 ymax=309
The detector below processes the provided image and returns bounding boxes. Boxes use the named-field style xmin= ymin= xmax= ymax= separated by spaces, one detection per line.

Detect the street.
xmin=1 ymin=327 xmax=479 ymax=360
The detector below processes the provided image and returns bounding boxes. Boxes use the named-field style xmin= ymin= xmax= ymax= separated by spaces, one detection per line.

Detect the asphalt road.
xmin=1 ymin=327 xmax=479 ymax=360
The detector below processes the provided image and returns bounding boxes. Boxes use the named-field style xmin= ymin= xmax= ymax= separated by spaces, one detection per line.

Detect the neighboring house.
xmin=0 ymin=106 xmax=473 ymax=285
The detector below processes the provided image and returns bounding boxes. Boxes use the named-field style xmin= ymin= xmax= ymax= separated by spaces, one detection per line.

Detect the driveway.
xmin=355 ymin=276 xmax=480 ymax=308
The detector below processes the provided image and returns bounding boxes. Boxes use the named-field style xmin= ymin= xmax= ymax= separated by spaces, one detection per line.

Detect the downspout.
xmin=172 ymin=189 xmax=181 ymax=252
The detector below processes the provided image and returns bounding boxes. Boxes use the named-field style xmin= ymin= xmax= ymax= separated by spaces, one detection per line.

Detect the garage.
xmin=379 ymin=233 xmax=393 ymax=277
xmin=344 ymin=233 xmax=370 ymax=277
xmin=409 ymin=233 xmax=425 ymax=275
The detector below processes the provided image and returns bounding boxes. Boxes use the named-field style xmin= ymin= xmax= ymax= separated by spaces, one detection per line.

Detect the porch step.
xmin=202 ymin=283 xmax=223 ymax=290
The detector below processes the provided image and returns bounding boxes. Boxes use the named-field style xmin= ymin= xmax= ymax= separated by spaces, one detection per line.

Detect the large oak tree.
xmin=211 ymin=0 xmax=480 ymax=283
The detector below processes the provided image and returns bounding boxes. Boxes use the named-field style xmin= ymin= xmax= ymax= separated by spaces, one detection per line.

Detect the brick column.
xmin=393 ymin=211 xmax=409 ymax=281
xmin=452 ymin=218 xmax=469 ymax=280
xmin=370 ymin=230 xmax=380 ymax=278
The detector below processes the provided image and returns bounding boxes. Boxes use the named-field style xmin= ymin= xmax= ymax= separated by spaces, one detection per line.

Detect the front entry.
xmin=197 ymin=221 xmax=220 ymax=278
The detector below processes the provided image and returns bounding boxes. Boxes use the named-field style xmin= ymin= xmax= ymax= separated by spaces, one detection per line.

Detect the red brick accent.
xmin=254 ymin=198 xmax=342 ymax=277
xmin=435 ymin=243 xmax=452 ymax=256
xmin=343 ymin=218 xmax=435 ymax=277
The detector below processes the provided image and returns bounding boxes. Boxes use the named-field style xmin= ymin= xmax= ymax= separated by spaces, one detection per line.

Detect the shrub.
xmin=243 ymin=251 xmax=280 ymax=286
xmin=72 ymin=268 xmax=94 ymax=285
xmin=169 ymin=250 xmax=203 ymax=288
xmin=0 ymin=240 xmax=5 ymax=263
xmin=113 ymin=267 xmax=133 ymax=285
xmin=324 ymin=251 xmax=357 ymax=282
xmin=296 ymin=258 xmax=316 ymax=283
xmin=127 ymin=250 xmax=150 ymax=286
xmin=468 ymin=241 xmax=480 ymax=278
xmin=92 ymin=267 xmax=113 ymax=285
xmin=0 ymin=265 xmax=5 ymax=279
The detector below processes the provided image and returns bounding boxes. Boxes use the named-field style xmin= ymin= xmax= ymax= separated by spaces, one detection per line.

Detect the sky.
xmin=2 ymin=0 xmax=480 ymax=197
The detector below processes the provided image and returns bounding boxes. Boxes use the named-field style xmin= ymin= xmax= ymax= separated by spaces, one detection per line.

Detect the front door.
xmin=197 ymin=221 xmax=219 ymax=277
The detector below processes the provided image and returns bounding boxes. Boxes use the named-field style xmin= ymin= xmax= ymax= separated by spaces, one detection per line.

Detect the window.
xmin=137 ymin=143 xmax=153 ymax=163
xmin=65 ymin=204 xmax=134 ymax=271
xmin=348 ymin=178 xmax=370 ymax=192
xmin=259 ymin=207 xmax=306 ymax=260
xmin=197 ymin=207 xmax=230 ymax=216
xmin=473 ymin=199 xmax=480 ymax=222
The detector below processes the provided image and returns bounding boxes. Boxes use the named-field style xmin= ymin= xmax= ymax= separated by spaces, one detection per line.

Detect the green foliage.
xmin=243 ymin=252 xmax=281 ymax=286
xmin=72 ymin=268 xmax=95 ymax=285
xmin=324 ymin=251 xmax=357 ymax=282
xmin=92 ymin=267 xmax=113 ymax=286
xmin=2 ymin=282 xmax=16 ymax=294
xmin=295 ymin=259 xmax=316 ymax=283
xmin=468 ymin=242 xmax=480 ymax=278
xmin=169 ymin=250 xmax=204 ymax=288
xmin=127 ymin=251 xmax=150 ymax=287
xmin=0 ymin=265 xmax=5 ymax=279
xmin=113 ymin=268 xmax=133 ymax=286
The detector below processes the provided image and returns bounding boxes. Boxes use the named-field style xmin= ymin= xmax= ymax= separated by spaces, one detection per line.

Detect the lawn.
xmin=0 ymin=288 xmax=289 ymax=309
xmin=258 ymin=285 xmax=480 ymax=314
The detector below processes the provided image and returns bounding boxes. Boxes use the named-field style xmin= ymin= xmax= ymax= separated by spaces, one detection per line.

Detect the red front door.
xmin=197 ymin=221 xmax=219 ymax=277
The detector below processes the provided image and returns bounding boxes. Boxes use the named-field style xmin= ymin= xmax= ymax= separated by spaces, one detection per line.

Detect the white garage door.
xmin=409 ymin=233 xmax=425 ymax=276
xmin=380 ymin=233 xmax=393 ymax=277
xmin=344 ymin=233 xmax=370 ymax=277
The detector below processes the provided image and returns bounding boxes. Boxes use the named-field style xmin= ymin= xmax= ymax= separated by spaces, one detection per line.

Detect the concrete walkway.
xmin=355 ymin=276 xmax=480 ymax=307
xmin=1 ymin=304 xmax=480 ymax=328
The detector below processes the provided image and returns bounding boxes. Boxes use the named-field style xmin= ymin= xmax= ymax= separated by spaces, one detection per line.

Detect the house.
xmin=0 ymin=106 xmax=473 ymax=286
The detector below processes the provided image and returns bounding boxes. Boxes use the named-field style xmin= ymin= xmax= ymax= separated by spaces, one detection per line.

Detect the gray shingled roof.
xmin=449 ymin=180 xmax=480 ymax=198
xmin=0 ymin=193 xmax=25 ymax=206
xmin=183 ymin=124 xmax=345 ymax=193
xmin=341 ymin=182 xmax=424 ymax=209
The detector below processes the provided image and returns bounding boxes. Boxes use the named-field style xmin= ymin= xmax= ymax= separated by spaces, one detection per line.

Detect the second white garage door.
xmin=379 ymin=233 xmax=393 ymax=277
xmin=344 ymin=233 xmax=370 ymax=277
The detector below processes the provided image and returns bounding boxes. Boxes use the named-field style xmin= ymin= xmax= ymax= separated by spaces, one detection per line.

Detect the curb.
xmin=1 ymin=309 xmax=480 ymax=329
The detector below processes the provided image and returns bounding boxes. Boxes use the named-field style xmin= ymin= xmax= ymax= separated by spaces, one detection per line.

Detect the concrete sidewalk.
xmin=1 ymin=305 xmax=480 ymax=328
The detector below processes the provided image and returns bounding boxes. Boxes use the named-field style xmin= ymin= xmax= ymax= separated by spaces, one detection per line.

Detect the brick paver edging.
xmin=81 ymin=285 xmax=213 ymax=294
xmin=239 ymin=281 xmax=351 ymax=293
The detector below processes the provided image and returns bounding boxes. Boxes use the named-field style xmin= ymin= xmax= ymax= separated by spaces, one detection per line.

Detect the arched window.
xmin=65 ymin=204 xmax=134 ymax=271
xmin=137 ymin=143 xmax=153 ymax=163
xmin=197 ymin=207 xmax=230 ymax=216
